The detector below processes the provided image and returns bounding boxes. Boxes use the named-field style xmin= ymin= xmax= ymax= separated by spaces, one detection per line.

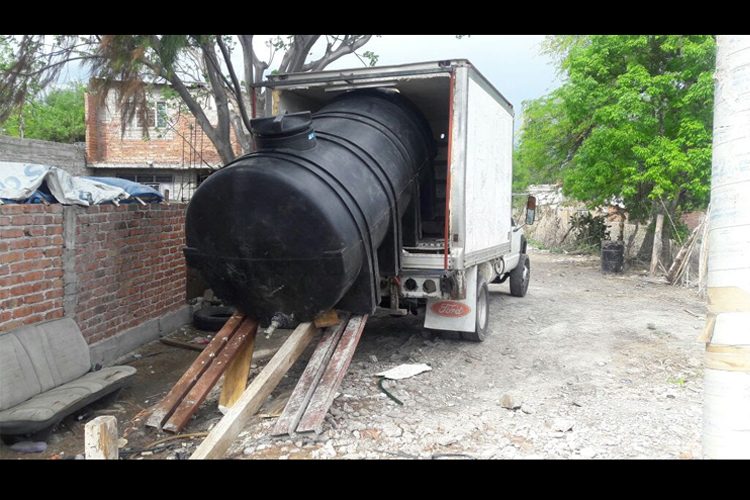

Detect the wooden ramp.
xmin=272 ymin=314 xmax=368 ymax=436
xmin=146 ymin=313 xmax=258 ymax=433
xmin=189 ymin=314 xmax=367 ymax=459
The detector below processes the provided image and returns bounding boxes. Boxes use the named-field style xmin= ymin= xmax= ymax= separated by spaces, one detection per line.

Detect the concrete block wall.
xmin=0 ymin=135 xmax=90 ymax=176
xmin=0 ymin=203 xmax=187 ymax=345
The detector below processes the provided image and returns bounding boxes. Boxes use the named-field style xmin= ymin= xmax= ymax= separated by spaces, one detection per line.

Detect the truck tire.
xmin=462 ymin=277 xmax=489 ymax=342
xmin=193 ymin=305 xmax=235 ymax=331
xmin=509 ymin=254 xmax=530 ymax=297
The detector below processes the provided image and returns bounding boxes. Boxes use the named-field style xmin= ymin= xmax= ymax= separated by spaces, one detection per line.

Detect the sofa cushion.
xmin=0 ymin=365 xmax=136 ymax=435
xmin=0 ymin=333 xmax=43 ymax=410
xmin=13 ymin=318 xmax=91 ymax=393
xmin=0 ymin=318 xmax=91 ymax=411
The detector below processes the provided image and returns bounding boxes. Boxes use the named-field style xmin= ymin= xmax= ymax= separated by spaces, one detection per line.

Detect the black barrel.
xmin=601 ymin=240 xmax=624 ymax=273
xmin=184 ymin=90 xmax=434 ymax=324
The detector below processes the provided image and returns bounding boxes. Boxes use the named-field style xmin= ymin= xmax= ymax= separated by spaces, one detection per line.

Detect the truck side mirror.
xmin=525 ymin=196 xmax=537 ymax=225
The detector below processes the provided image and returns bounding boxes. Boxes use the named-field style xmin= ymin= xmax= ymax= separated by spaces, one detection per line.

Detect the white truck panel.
xmin=463 ymin=74 xmax=514 ymax=256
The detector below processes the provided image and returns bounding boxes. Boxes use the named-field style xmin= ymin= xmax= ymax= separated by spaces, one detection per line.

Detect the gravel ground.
xmin=2 ymin=247 xmax=704 ymax=460
xmin=231 ymin=248 xmax=706 ymax=459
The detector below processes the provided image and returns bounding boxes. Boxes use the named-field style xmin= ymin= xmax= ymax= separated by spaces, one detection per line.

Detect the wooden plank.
xmin=189 ymin=322 xmax=319 ymax=459
xmin=218 ymin=325 xmax=258 ymax=411
xmin=271 ymin=314 xmax=350 ymax=436
xmin=649 ymin=212 xmax=664 ymax=276
xmin=84 ymin=416 xmax=119 ymax=460
xmin=296 ymin=315 xmax=367 ymax=434
xmin=146 ymin=313 xmax=245 ymax=429
xmin=314 ymin=309 xmax=340 ymax=328
xmin=163 ymin=317 xmax=259 ymax=433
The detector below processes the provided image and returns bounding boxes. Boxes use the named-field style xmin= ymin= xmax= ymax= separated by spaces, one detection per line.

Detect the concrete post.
xmin=702 ymin=35 xmax=750 ymax=458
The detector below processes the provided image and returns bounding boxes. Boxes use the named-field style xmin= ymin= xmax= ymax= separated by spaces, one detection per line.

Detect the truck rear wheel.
xmin=461 ymin=277 xmax=489 ymax=342
xmin=509 ymin=254 xmax=530 ymax=297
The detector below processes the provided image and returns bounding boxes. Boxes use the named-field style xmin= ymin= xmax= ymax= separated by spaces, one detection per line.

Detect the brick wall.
xmin=73 ymin=204 xmax=186 ymax=343
xmin=0 ymin=203 xmax=187 ymax=344
xmin=0 ymin=205 xmax=65 ymax=330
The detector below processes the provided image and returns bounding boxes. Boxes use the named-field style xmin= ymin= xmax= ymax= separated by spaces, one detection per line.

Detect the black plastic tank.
xmin=184 ymin=90 xmax=435 ymax=324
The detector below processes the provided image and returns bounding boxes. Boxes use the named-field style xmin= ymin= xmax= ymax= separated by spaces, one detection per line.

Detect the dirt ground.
xmin=0 ymin=247 xmax=706 ymax=459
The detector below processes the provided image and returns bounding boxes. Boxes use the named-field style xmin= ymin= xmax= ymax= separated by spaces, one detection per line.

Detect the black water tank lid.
xmin=251 ymin=111 xmax=311 ymax=137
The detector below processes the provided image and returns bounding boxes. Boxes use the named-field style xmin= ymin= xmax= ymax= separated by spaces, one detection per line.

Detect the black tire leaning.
xmin=509 ymin=254 xmax=530 ymax=297
xmin=193 ymin=305 xmax=235 ymax=331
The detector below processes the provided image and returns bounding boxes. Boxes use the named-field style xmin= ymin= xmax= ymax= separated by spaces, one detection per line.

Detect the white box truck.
xmin=261 ymin=59 xmax=535 ymax=341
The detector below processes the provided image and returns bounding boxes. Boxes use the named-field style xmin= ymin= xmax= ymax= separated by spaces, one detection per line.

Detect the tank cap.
xmin=251 ymin=111 xmax=312 ymax=137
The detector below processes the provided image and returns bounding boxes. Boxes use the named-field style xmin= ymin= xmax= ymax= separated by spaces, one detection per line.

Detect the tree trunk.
xmin=625 ymin=221 xmax=639 ymax=260
xmin=649 ymin=212 xmax=664 ymax=276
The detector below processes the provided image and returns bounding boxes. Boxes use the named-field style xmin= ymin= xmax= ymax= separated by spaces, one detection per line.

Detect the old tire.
xmin=193 ymin=305 xmax=235 ymax=331
xmin=509 ymin=254 xmax=530 ymax=297
xmin=462 ymin=278 xmax=489 ymax=342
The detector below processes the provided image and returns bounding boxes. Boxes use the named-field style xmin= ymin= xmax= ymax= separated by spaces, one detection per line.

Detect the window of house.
xmin=116 ymin=173 xmax=174 ymax=189
xmin=156 ymin=101 xmax=168 ymax=128
xmin=135 ymin=101 xmax=168 ymax=129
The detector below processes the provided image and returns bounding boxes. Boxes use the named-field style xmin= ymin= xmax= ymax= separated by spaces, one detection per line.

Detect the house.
xmin=84 ymin=83 xmax=240 ymax=202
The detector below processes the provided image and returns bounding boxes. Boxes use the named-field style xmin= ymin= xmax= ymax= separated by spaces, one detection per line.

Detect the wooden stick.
xmin=190 ymin=322 xmax=319 ymax=459
xmin=147 ymin=432 xmax=209 ymax=450
xmin=160 ymin=337 xmax=206 ymax=352
xmin=163 ymin=317 xmax=258 ymax=433
xmin=683 ymin=308 xmax=702 ymax=319
xmin=272 ymin=314 xmax=350 ymax=436
xmin=146 ymin=313 xmax=245 ymax=429
xmin=649 ymin=213 xmax=664 ymax=277
xmin=296 ymin=315 xmax=368 ymax=434
xmin=667 ymin=221 xmax=702 ymax=284
xmin=85 ymin=416 xmax=119 ymax=460
xmin=219 ymin=326 xmax=258 ymax=411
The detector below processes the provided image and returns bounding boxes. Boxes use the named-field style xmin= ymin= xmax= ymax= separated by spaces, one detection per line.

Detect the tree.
xmin=0 ymin=35 xmax=376 ymax=165
xmin=2 ymin=84 xmax=86 ymax=143
xmin=513 ymin=89 xmax=577 ymax=191
xmin=516 ymin=35 xmax=715 ymax=268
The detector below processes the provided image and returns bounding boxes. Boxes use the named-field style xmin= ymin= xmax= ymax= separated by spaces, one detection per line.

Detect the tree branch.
xmin=279 ymin=35 xmax=320 ymax=73
xmin=302 ymin=35 xmax=372 ymax=72
xmin=217 ymin=36 xmax=252 ymax=133
xmin=196 ymin=36 xmax=234 ymax=163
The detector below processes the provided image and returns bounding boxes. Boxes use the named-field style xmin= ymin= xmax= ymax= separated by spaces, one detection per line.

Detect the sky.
xmin=321 ymin=35 xmax=562 ymax=114
xmin=57 ymin=35 xmax=563 ymax=126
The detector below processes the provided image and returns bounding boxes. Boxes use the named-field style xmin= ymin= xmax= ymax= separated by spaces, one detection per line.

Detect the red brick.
xmin=0 ymin=228 xmax=24 ymax=238
xmin=8 ymin=238 xmax=32 ymax=250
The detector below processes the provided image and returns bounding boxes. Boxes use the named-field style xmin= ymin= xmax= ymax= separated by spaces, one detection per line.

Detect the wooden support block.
xmin=272 ymin=313 xmax=350 ymax=436
xmin=314 ymin=309 xmax=340 ymax=328
xmin=296 ymin=315 xmax=367 ymax=434
xmin=219 ymin=325 xmax=258 ymax=411
xmin=163 ymin=317 xmax=259 ymax=433
xmin=190 ymin=322 xmax=319 ymax=459
xmin=146 ymin=313 xmax=245 ymax=429
xmin=85 ymin=416 xmax=119 ymax=460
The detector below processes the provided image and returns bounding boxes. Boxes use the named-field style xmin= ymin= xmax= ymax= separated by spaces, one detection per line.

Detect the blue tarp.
xmin=84 ymin=177 xmax=164 ymax=203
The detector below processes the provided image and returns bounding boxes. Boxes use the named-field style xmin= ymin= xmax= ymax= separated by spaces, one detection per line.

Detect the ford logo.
xmin=430 ymin=301 xmax=471 ymax=317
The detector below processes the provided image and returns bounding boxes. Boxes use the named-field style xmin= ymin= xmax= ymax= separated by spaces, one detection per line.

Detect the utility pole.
xmin=702 ymin=35 xmax=750 ymax=458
